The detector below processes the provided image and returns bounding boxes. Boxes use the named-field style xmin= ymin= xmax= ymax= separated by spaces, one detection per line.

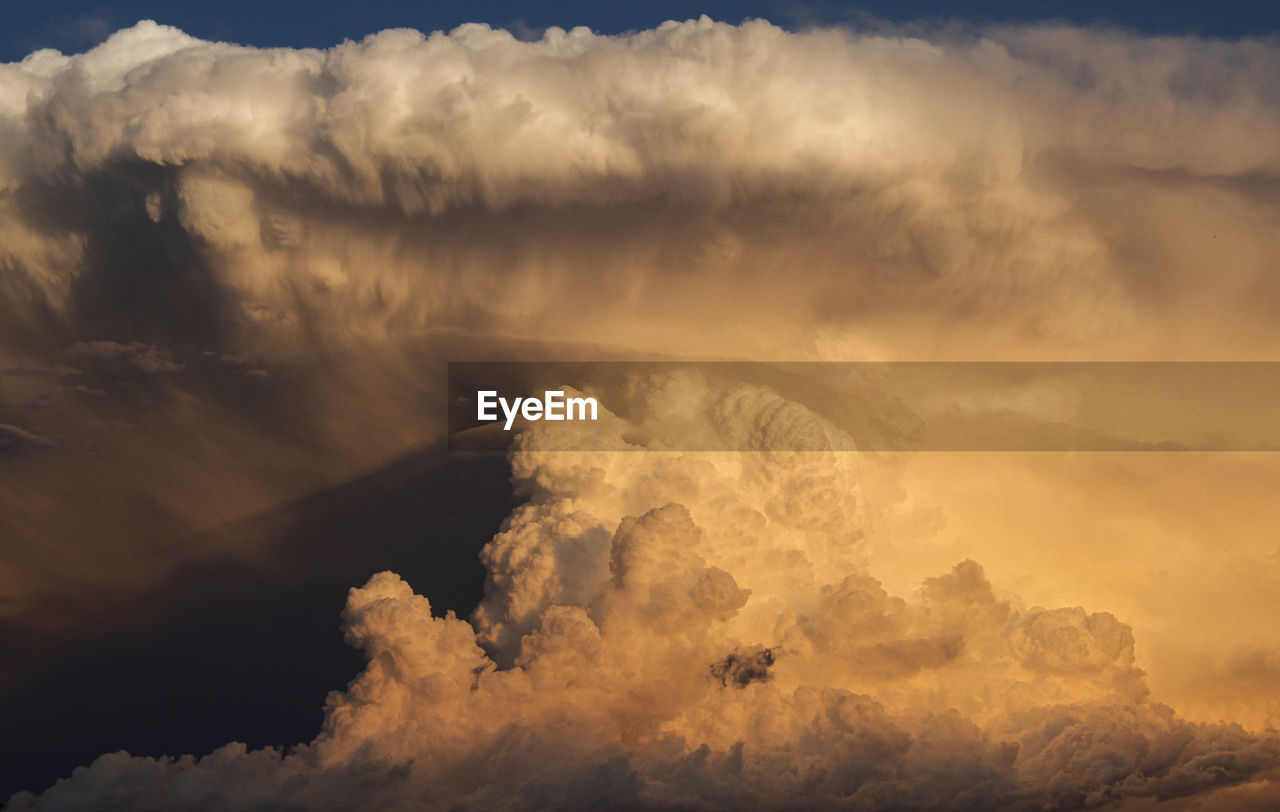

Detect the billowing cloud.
xmin=9 ymin=379 xmax=1280 ymax=809
xmin=3 ymin=15 xmax=1280 ymax=810
xmin=2 ymin=16 xmax=1280 ymax=362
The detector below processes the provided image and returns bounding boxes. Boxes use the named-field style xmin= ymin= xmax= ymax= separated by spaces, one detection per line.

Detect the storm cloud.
xmin=10 ymin=393 xmax=1280 ymax=809
xmin=3 ymin=15 xmax=1280 ymax=810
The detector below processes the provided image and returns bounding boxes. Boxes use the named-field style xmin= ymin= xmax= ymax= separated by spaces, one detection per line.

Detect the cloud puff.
xmin=10 ymin=376 xmax=1280 ymax=809
xmin=2 ymin=16 xmax=1280 ymax=361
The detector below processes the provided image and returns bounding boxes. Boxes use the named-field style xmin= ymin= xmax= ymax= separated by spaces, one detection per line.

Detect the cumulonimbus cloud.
xmin=10 ymin=382 xmax=1280 ymax=809
xmin=2 ymin=16 xmax=1280 ymax=363
xmin=4 ymin=16 xmax=1280 ymax=810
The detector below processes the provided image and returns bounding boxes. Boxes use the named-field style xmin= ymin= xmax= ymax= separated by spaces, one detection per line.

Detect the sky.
xmin=6 ymin=0 xmax=1280 ymax=62
xmin=3 ymin=3 xmax=1280 ymax=810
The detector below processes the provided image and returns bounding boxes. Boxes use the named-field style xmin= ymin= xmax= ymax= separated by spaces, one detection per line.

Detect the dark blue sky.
xmin=4 ymin=1 xmax=1280 ymax=62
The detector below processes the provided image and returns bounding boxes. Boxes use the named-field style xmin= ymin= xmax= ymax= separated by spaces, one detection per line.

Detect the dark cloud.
xmin=65 ymin=341 xmax=183 ymax=374
xmin=710 ymin=645 xmax=777 ymax=688
xmin=0 ymin=423 xmax=56 ymax=459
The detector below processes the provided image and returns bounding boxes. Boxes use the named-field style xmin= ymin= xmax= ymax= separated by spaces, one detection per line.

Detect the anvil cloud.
xmin=2 ymin=15 xmax=1280 ymax=810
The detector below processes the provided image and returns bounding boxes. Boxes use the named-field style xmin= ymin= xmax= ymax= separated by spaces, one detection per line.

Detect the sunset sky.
xmin=2 ymin=2 xmax=1280 ymax=809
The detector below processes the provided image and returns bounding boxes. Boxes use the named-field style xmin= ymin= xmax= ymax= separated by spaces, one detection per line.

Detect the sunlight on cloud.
xmin=2 ymin=15 xmax=1280 ymax=809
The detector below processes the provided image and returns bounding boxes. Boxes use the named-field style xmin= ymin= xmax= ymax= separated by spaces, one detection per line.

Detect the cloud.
xmin=9 ymin=377 xmax=1280 ymax=809
xmin=0 ymin=423 xmax=56 ymax=459
xmin=2 ymin=15 xmax=1280 ymax=810
xmin=710 ymin=645 xmax=777 ymax=688
xmin=65 ymin=341 xmax=183 ymax=374
xmin=2 ymin=16 xmax=1280 ymax=361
